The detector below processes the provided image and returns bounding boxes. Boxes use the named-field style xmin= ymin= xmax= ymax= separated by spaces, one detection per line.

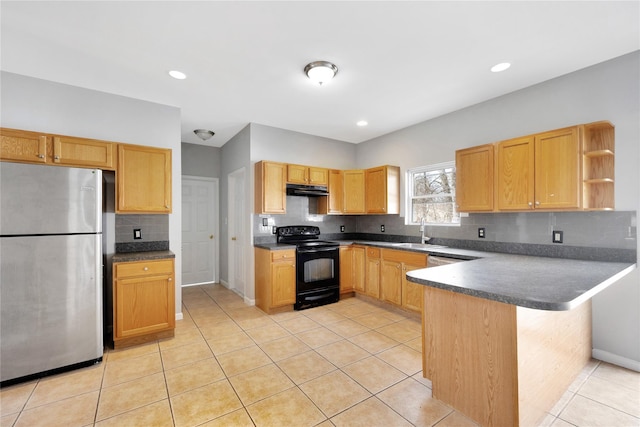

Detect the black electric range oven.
xmin=276 ymin=226 xmax=340 ymax=310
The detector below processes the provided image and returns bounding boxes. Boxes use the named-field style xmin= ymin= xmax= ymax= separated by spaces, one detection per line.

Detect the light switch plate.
xmin=552 ymin=230 xmax=563 ymax=243
xmin=134 ymin=229 xmax=142 ymax=240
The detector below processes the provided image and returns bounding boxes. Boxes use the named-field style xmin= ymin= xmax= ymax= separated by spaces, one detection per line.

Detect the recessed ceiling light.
xmin=491 ymin=62 xmax=511 ymax=73
xmin=356 ymin=120 xmax=368 ymax=127
xmin=168 ymin=70 xmax=187 ymax=80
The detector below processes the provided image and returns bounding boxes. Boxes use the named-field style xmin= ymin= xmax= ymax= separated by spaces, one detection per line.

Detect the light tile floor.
xmin=1 ymin=284 xmax=639 ymax=427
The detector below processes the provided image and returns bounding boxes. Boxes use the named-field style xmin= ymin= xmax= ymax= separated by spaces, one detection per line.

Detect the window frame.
xmin=405 ymin=161 xmax=460 ymax=226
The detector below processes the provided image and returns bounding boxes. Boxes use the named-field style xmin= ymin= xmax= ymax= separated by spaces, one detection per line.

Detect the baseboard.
xmin=244 ymin=296 xmax=255 ymax=306
xmin=592 ymin=348 xmax=640 ymax=372
xmin=219 ymin=279 xmax=230 ymax=289
xmin=175 ymin=312 xmax=183 ymax=321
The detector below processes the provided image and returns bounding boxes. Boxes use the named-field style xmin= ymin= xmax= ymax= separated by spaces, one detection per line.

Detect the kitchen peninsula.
xmin=407 ymin=254 xmax=636 ymax=427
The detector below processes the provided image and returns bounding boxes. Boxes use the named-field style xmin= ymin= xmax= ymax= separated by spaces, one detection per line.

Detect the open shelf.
xmin=582 ymin=122 xmax=614 ymax=210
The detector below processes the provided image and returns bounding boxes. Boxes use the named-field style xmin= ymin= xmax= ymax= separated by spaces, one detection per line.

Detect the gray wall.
xmin=355 ymin=51 xmax=640 ymax=369
xmin=181 ymin=142 xmax=221 ymax=178
xmin=0 ymin=71 xmax=184 ymax=317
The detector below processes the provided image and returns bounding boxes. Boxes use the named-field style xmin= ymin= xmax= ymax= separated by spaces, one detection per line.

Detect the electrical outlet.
xmin=552 ymin=230 xmax=563 ymax=243
xmin=133 ymin=229 xmax=142 ymax=240
xmin=272 ymin=226 xmax=277 ymax=234
xmin=478 ymin=227 xmax=485 ymax=238
xmin=340 ymin=225 xmax=345 ymax=232
xmin=262 ymin=217 xmax=268 ymax=226
xmin=381 ymin=225 xmax=385 ymax=232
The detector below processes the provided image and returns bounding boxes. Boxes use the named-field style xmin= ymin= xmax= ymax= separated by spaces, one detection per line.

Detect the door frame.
xmin=227 ymin=167 xmax=246 ymax=298
xmin=181 ymin=175 xmax=219 ymax=286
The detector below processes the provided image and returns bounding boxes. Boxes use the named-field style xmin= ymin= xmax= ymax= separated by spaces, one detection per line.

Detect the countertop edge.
xmin=112 ymin=250 xmax=175 ymax=263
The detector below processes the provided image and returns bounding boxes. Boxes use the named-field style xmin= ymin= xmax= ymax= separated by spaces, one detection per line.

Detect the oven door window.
xmin=303 ymin=258 xmax=334 ymax=283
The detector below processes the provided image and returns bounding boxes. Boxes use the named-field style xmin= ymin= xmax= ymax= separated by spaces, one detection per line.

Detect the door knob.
xmin=231 ymin=237 xmax=237 ymax=241
xmin=209 ymin=235 xmax=214 ymax=239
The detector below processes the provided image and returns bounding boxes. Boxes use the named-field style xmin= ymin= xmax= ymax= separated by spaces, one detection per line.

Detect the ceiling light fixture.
xmin=356 ymin=120 xmax=368 ymax=127
xmin=169 ymin=70 xmax=187 ymax=80
xmin=194 ymin=129 xmax=215 ymax=141
xmin=304 ymin=61 xmax=338 ymax=85
xmin=491 ymin=62 xmax=511 ymax=73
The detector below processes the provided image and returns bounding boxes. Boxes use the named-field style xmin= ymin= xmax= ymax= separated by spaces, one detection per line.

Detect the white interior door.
xmin=228 ymin=168 xmax=246 ymax=296
xmin=182 ymin=176 xmax=218 ymax=286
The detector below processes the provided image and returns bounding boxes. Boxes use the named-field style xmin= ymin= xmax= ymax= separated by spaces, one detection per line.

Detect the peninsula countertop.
xmin=407 ymin=253 xmax=635 ymax=311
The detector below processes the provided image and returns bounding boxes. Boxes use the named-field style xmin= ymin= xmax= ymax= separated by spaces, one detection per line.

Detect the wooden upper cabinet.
xmin=318 ymin=169 xmax=344 ymax=214
xmin=287 ymin=164 xmax=328 ymax=185
xmin=0 ymin=128 xmax=48 ymax=163
xmin=117 ymin=144 xmax=172 ymax=214
xmin=255 ymin=161 xmax=286 ymax=214
xmin=534 ymin=127 xmax=581 ymax=210
xmin=497 ymin=136 xmax=535 ymax=210
xmin=1 ymin=128 xmax=116 ymax=169
xmin=365 ymin=165 xmax=400 ymax=214
xmin=343 ymin=169 xmax=366 ymax=214
xmin=52 ymin=135 xmax=115 ymax=169
xmin=455 ymin=144 xmax=494 ymax=212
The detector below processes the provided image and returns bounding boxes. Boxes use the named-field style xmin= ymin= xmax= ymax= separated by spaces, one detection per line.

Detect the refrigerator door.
xmin=0 ymin=234 xmax=103 ymax=383
xmin=0 ymin=162 xmax=101 ymax=235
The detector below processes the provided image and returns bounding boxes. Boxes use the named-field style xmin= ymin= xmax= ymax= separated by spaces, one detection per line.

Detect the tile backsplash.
xmin=254 ymin=196 xmax=636 ymax=251
xmin=115 ymin=214 xmax=169 ymax=243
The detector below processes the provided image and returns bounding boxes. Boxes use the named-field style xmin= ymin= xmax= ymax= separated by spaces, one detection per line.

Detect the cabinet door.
xmin=402 ymin=264 xmax=424 ymax=312
xmin=308 ymin=167 xmax=328 ymax=185
xmin=287 ymin=164 xmax=308 ymax=184
xmin=0 ymin=128 xmax=48 ymax=163
xmin=339 ymin=246 xmax=354 ymax=293
xmin=255 ymin=161 xmax=286 ymax=214
xmin=271 ymin=259 xmax=296 ymax=306
xmin=352 ymin=246 xmax=366 ymax=293
xmin=323 ymin=169 xmax=344 ymax=214
xmin=497 ymin=136 xmax=534 ymax=210
xmin=344 ymin=170 xmax=365 ymax=213
xmin=365 ymin=248 xmax=381 ymax=298
xmin=534 ymin=127 xmax=581 ymax=210
xmin=117 ymin=144 xmax=172 ymax=213
xmin=381 ymin=260 xmax=402 ymax=305
xmin=52 ymin=136 xmax=115 ymax=169
xmin=114 ymin=272 xmax=175 ymax=339
xmin=365 ymin=166 xmax=387 ymax=213
xmin=456 ymin=144 xmax=494 ymax=211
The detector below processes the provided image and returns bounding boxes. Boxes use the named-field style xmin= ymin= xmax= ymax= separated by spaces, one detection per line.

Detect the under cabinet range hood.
xmin=286 ymin=183 xmax=329 ymax=197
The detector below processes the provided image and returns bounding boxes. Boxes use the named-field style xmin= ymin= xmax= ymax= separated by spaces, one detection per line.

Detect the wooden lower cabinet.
xmin=381 ymin=249 xmax=428 ymax=312
xmin=113 ymin=258 xmax=175 ymax=348
xmin=339 ymin=246 xmax=354 ymax=294
xmin=352 ymin=246 xmax=366 ymax=293
xmin=365 ymin=247 xmax=381 ymax=298
xmin=255 ymin=248 xmax=296 ymax=314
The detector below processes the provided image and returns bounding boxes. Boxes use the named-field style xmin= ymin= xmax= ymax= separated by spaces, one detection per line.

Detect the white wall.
xmin=0 ymin=71 xmax=184 ymax=318
xmin=356 ymin=52 xmax=640 ymax=369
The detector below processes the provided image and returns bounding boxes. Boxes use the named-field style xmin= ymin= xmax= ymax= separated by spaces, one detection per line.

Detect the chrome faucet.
xmin=420 ymin=218 xmax=431 ymax=244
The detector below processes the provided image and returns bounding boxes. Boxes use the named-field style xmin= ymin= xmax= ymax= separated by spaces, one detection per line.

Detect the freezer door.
xmin=0 ymin=162 xmax=101 ymax=235
xmin=0 ymin=234 xmax=103 ymax=383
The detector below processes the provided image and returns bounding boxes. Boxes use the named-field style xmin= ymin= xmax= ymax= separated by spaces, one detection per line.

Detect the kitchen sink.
xmin=387 ymin=242 xmax=447 ymax=250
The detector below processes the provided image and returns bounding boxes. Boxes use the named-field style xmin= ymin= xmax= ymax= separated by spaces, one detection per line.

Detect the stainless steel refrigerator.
xmin=0 ymin=162 xmax=103 ymax=385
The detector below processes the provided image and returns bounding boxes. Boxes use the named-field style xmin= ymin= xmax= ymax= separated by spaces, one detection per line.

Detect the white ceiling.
xmin=1 ymin=1 xmax=638 ymax=147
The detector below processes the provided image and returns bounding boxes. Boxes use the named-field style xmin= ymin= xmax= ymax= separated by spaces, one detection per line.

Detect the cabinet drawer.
xmin=366 ymin=247 xmax=381 ymax=258
xmin=382 ymin=249 xmax=427 ymax=267
xmin=115 ymin=259 xmax=174 ymax=278
xmin=271 ymin=249 xmax=295 ymax=261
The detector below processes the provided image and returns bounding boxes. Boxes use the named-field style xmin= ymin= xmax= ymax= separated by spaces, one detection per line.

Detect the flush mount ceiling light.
xmin=194 ymin=129 xmax=215 ymax=141
xmin=491 ymin=62 xmax=511 ymax=73
xmin=304 ymin=61 xmax=338 ymax=85
xmin=168 ymin=70 xmax=187 ymax=80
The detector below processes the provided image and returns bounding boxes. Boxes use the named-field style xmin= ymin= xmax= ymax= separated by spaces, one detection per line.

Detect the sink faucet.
xmin=420 ymin=218 xmax=431 ymax=244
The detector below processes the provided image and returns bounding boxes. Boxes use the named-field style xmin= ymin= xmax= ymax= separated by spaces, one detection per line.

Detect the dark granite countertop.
xmin=113 ymin=250 xmax=175 ymax=263
xmin=253 ymin=239 xmax=636 ymax=311
xmin=407 ymin=254 xmax=636 ymax=311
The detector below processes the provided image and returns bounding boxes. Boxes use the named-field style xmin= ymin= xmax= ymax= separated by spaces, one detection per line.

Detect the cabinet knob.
xmin=54 ymin=155 xmax=60 ymax=160
xmin=535 ymin=201 xmax=540 ymax=206
xmin=168 ymin=278 xmax=172 ymax=281
xmin=143 ymin=267 xmax=149 ymax=271
xmin=37 ymin=154 xmax=45 ymax=159
xmin=528 ymin=202 xmax=533 ymax=207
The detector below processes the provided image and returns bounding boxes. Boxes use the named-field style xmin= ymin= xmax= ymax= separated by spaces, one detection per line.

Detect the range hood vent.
xmin=286 ymin=183 xmax=329 ymax=197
